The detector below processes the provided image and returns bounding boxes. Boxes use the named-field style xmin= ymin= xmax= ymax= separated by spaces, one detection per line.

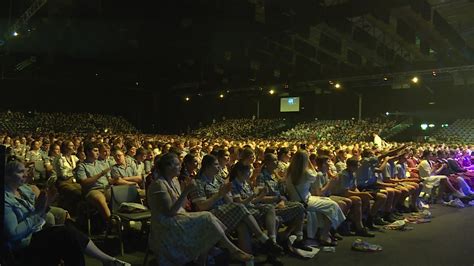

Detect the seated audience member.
xmin=26 ymin=140 xmax=47 ymax=182
xmin=189 ymin=155 xmax=283 ymax=256
xmin=381 ymin=155 xmax=417 ymax=213
xmin=418 ymin=150 xmax=465 ymax=201
xmin=98 ymin=143 xmax=116 ymax=168
xmin=335 ymin=149 xmax=347 ymax=173
xmin=147 ymin=153 xmax=253 ymax=265
xmin=286 ymin=150 xmax=346 ymax=246
xmin=124 ymin=141 xmax=137 ymax=168
xmin=394 ymin=153 xmax=423 ymax=211
xmin=313 ymin=155 xmax=374 ymax=237
xmin=75 ymin=141 xmax=112 ymax=221
xmin=179 ymin=154 xmax=199 ymax=185
xmin=216 ymin=149 xmax=231 ymax=181
xmin=256 ymin=153 xmax=311 ymax=250
xmin=134 ymin=147 xmax=147 ymax=178
xmin=357 ymin=148 xmax=403 ymax=223
xmin=4 ymin=156 xmax=130 ymax=266
xmin=54 ymin=141 xmax=82 ymax=215
xmin=110 ymin=149 xmax=143 ymax=189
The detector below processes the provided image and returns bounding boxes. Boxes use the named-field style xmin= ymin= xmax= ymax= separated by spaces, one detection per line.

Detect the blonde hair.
xmin=287 ymin=150 xmax=309 ymax=185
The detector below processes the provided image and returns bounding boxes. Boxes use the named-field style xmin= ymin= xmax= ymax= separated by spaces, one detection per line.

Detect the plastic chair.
xmin=106 ymin=185 xmax=151 ymax=255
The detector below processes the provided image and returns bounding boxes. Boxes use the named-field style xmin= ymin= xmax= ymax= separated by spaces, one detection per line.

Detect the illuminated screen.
xmin=280 ymin=97 xmax=300 ymax=112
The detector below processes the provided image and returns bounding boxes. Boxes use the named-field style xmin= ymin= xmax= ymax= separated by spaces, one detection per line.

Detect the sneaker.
xmin=262 ymin=239 xmax=284 ymax=256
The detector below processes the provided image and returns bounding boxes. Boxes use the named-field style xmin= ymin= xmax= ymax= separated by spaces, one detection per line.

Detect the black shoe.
xmin=355 ymin=227 xmax=375 ymax=238
xmin=331 ymin=232 xmax=343 ymax=241
xmin=374 ymin=216 xmax=390 ymax=226
xmin=266 ymin=255 xmax=284 ymax=266
xmin=292 ymin=239 xmax=313 ymax=252
xmin=397 ymin=205 xmax=411 ymax=213
xmin=383 ymin=215 xmax=396 ymax=223
xmin=263 ymin=239 xmax=284 ymax=256
xmin=337 ymin=222 xmax=354 ymax=236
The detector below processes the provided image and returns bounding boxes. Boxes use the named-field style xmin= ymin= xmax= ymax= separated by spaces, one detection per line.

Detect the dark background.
xmin=1 ymin=0 xmax=474 ymax=133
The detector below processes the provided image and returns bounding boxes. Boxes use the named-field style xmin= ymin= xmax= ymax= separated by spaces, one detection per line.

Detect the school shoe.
xmin=262 ymin=239 xmax=284 ymax=256
xmin=292 ymin=239 xmax=313 ymax=252
xmin=382 ymin=214 xmax=397 ymax=223
xmin=373 ymin=216 xmax=390 ymax=226
xmin=266 ymin=255 xmax=284 ymax=266
xmin=355 ymin=227 xmax=375 ymax=238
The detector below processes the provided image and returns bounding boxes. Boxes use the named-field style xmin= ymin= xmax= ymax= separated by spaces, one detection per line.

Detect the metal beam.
xmin=4 ymin=0 xmax=47 ymax=39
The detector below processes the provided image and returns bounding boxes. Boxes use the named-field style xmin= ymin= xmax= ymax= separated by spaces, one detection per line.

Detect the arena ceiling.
xmin=1 ymin=0 xmax=474 ymax=95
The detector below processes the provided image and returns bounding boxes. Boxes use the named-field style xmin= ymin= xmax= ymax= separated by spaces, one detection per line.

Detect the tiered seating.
xmin=0 ymin=111 xmax=138 ymax=134
xmin=433 ymin=119 xmax=474 ymax=143
xmin=192 ymin=118 xmax=285 ymax=138
xmin=280 ymin=119 xmax=397 ymax=142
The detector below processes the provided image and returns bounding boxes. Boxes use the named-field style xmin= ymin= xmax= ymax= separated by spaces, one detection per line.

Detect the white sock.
xmin=258 ymin=234 xmax=269 ymax=243
xmin=295 ymin=232 xmax=304 ymax=241
xmin=270 ymin=234 xmax=276 ymax=243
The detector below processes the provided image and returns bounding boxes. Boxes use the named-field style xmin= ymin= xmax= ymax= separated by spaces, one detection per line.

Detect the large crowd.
xmin=193 ymin=118 xmax=286 ymax=139
xmin=279 ymin=118 xmax=397 ymax=142
xmin=3 ymin=115 xmax=474 ymax=266
xmin=0 ymin=111 xmax=138 ymax=134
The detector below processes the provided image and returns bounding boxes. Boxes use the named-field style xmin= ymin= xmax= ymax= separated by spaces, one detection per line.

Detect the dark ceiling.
xmin=1 ymin=0 xmax=474 ymax=96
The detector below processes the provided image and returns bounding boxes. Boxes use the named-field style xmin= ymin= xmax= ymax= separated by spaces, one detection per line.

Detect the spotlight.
xmin=13 ymin=31 xmax=18 ymax=37
xmin=334 ymin=83 xmax=341 ymax=89
xmin=428 ymin=102 xmax=435 ymax=105
xmin=385 ymin=112 xmax=390 ymax=116
xmin=432 ymin=71 xmax=437 ymax=77
xmin=383 ymin=77 xmax=388 ymax=81
xmin=420 ymin=124 xmax=428 ymax=130
xmin=428 ymin=124 xmax=435 ymax=128
xmin=411 ymin=76 xmax=419 ymax=83
xmin=219 ymin=94 xmax=224 ymax=98
xmin=135 ymin=82 xmax=139 ymax=86
xmin=185 ymin=97 xmax=190 ymax=101
xmin=269 ymin=89 xmax=275 ymax=95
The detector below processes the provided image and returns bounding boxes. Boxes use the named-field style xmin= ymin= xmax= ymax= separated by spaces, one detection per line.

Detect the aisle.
xmin=85 ymin=205 xmax=474 ymax=266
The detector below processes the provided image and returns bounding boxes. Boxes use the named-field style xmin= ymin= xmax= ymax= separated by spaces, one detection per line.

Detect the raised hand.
xmin=34 ymin=191 xmax=48 ymax=215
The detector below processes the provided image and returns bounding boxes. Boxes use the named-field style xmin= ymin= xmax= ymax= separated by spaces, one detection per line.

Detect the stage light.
xmin=329 ymin=80 xmax=334 ymax=85
xmin=432 ymin=71 xmax=437 ymax=77
xmin=420 ymin=124 xmax=428 ymax=130
xmin=185 ymin=97 xmax=190 ymax=101
xmin=428 ymin=102 xmax=435 ymax=105
xmin=429 ymin=124 xmax=435 ymax=128
xmin=95 ymin=73 xmax=99 ymax=76
xmin=385 ymin=112 xmax=390 ymax=116
xmin=334 ymin=83 xmax=341 ymax=89
xmin=219 ymin=94 xmax=224 ymax=98
xmin=383 ymin=77 xmax=388 ymax=81
xmin=411 ymin=76 xmax=419 ymax=83
xmin=13 ymin=31 xmax=18 ymax=37
xmin=269 ymin=89 xmax=275 ymax=95
xmin=135 ymin=82 xmax=139 ymax=86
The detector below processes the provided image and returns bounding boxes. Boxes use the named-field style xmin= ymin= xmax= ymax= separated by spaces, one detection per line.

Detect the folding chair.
xmin=106 ymin=185 xmax=151 ymax=255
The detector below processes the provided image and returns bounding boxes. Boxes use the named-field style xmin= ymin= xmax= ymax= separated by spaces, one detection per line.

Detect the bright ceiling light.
xmin=219 ymin=94 xmax=224 ymax=98
xmin=185 ymin=97 xmax=190 ymax=101
xmin=13 ymin=31 xmax=18 ymax=37
xmin=334 ymin=83 xmax=341 ymax=89
xmin=411 ymin=76 xmax=419 ymax=83
xmin=269 ymin=89 xmax=275 ymax=95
